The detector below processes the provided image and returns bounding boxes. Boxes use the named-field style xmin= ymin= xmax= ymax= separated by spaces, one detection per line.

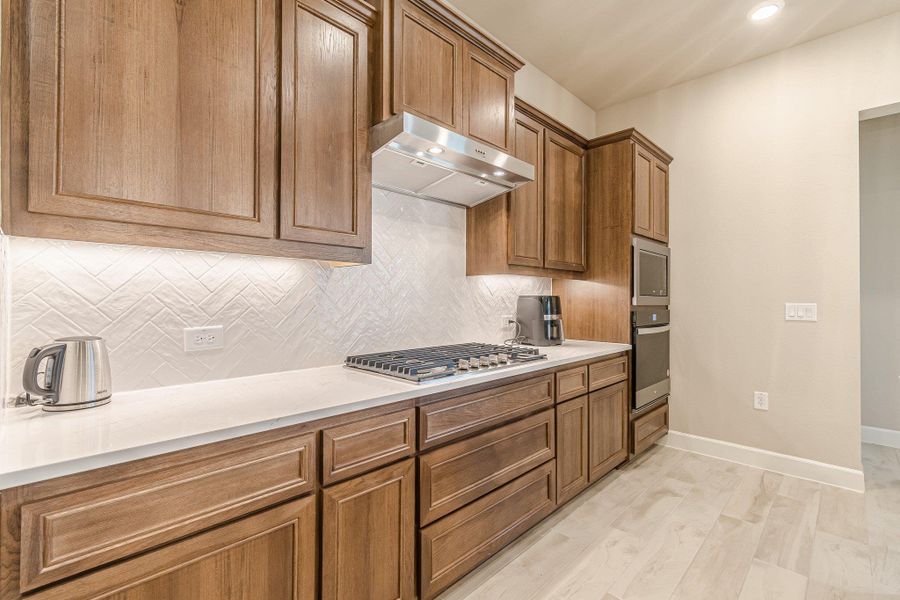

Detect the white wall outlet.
xmin=184 ymin=326 xmax=224 ymax=352
xmin=501 ymin=314 xmax=516 ymax=328
xmin=785 ymin=303 xmax=817 ymax=321
xmin=754 ymin=391 xmax=769 ymax=411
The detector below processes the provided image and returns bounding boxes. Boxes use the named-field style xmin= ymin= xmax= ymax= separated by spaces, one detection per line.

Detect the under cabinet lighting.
xmin=748 ymin=0 xmax=784 ymax=21
xmin=493 ymin=170 xmax=506 ymax=177
xmin=428 ymin=146 xmax=444 ymax=155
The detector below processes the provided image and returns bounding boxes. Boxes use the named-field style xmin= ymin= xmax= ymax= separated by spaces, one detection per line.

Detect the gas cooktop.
xmin=345 ymin=342 xmax=547 ymax=383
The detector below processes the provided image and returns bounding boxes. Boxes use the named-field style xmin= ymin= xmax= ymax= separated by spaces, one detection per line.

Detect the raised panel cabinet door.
xmin=587 ymin=381 xmax=629 ymax=482
xmin=651 ymin=159 xmax=670 ymax=243
xmin=393 ymin=0 xmax=464 ymax=130
xmin=322 ymin=458 xmax=416 ymax=600
xmin=555 ymin=396 xmax=589 ymax=505
xmin=507 ymin=112 xmax=544 ymax=267
xmin=26 ymin=498 xmax=317 ymax=600
xmin=463 ymin=43 xmax=514 ymax=151
xmin=633 ymin=145 xmax=654 ymax=239
xmin=25 ymin=0 xmax=277 ymax=237
xmin=543 ymin=131 xmax=586 ymax=272
xmin=281 ymin=0 xmax=372 ymax=249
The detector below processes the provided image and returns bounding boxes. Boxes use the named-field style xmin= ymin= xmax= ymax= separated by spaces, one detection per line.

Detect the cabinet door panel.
xmin=507 ymin=112 xmax=544 ymax=267
xmin=555 ymin=396 xmax=589 ymax=505
xmin=26 ymin=0 xmax=276 ymax=237
xmin=633 ymin=146 xmax=653 ymax=239
xmin=464 ymin=44 xmax=514 ymax=151
xmin=652 ymin=160 xmax=669 ymax=243
xmin=543 ymin=131 xmax=585 ymax=272
xmin=322 ymin=459 xmax=416 ymax=600
xmin=28 ymin=499 xmax=316 ymax=600
xmin=394 ymin=0 xmax=463 ymax=130
xmin=588 ymin=382 xmax=629 ymax=482
xmin=281 ymin=0 xmax=371 ymax=248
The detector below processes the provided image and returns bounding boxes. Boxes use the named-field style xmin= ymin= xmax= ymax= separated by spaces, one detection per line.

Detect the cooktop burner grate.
xmin=345 ymin=342 xmax=546 ymax=383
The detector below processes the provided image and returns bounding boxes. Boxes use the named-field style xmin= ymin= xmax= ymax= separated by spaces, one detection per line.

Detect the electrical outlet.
xmin=785 ymin=303 xmax=817 ymax=321
xmin=501 ymin=315 xmax=516 ymax=328
xmin=184 ymin=326 xmax=224 ymax=352
xmin=754 ymin=391 xmax=769 ymax=411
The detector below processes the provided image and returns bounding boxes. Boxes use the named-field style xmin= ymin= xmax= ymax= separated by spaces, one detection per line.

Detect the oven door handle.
xmin=636 ymin=325 xmax=671 ymax=335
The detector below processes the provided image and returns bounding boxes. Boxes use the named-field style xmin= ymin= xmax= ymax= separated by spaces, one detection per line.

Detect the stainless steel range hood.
xmin=370 ymin=112 xmax=535 ymax=208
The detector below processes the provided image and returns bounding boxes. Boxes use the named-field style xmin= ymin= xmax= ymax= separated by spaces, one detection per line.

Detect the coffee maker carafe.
xmin=515 ymin=295 xmax=564 ymax=346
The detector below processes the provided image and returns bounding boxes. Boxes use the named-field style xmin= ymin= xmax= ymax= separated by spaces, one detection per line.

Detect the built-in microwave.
xmin=633 ymin=237 xmax=670 ymax=306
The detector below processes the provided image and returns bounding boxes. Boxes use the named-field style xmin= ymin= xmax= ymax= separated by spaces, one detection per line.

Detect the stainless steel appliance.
xmin=632 ymin=307 xmax=670 ymax=410
xmin=516 ymin=295 xmax=564 ymax=346
xmin=345 ymin=343 xmax=546 ymax=383
xmin=22 ymin=336 xmax=112 ymax=411
xmin=633 ymin=237 xmax=670 ymax=306
xmin=370 ymin=112 xmax=535 ymax=207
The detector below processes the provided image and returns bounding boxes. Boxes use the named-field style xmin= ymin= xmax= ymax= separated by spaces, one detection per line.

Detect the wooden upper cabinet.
xmin=393 ymin=0 xmax=464 ymax=130
xmin=543 ymin=131 xmax=586 ymax=272
xmin=463 ymin=43 xmax=515 ymax=151
xmin=24 ymin=0 xmax=277 ymax=238
xmin=633 ymin=146 xmax=654 ymax=240
xmin=632 ymin=137 xmax=671 ymax=244
xmin=280 ymin=0 xmax=373 ymax=250
xmin=652 ymin=160 xmax=670 ymax=243
xmin=507 ymin=112 xmax=544 ymax=267
xmin=382 ymin=0 xmax=520 ymax=151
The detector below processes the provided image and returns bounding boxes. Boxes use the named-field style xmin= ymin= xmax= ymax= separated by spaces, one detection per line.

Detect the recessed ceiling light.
xmin=428 ymin=146 xmax=444 ymax=155
xmin=493 ymin=170 xmax=506 ymax=177
xmin=748 ymin=0 xmax=784 ymax=21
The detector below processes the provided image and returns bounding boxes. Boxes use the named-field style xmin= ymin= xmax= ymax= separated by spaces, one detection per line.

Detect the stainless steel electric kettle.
xmin=22 ymin=336 xmax=112 ymax=411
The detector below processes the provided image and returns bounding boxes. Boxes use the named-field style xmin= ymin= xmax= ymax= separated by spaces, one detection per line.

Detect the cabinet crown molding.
xmin=324 ymin=0 xmax=377 ymax=24
xmin=514 ymin=98 xmax=588 ymax=147
xmin=588 ymin=128 xmax=674 ymax=164
xmin=407 ymin=0 xmax=526 ymax=72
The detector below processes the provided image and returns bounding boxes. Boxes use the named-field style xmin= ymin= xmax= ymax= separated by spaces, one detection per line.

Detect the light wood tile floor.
xmin=437 ymin=443 xmax=900 ymax=600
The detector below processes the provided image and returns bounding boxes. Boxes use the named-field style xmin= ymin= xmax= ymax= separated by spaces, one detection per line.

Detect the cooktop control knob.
xmin=457 ymin=359 xmax=469 ymax=370
xmin=489 ymin=354 xmax=499 ymax=365
xmin=480 ymin=356 xmax=491 ymax=368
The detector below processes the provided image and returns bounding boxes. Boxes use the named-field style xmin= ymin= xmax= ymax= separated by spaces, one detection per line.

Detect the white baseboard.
xmin=661 ymin=431 xmax=865 ymax=493
xmin=862 ymin=425 xmax=900 ymax=450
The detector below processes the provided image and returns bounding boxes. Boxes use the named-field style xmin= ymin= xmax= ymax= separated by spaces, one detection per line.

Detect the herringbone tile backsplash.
xmin=4 ymin=190 xmax=550 ymax=401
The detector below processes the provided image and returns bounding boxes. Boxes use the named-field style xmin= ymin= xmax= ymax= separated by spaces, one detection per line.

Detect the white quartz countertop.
xmin=0 ymin=340 xmax=629 ymax=488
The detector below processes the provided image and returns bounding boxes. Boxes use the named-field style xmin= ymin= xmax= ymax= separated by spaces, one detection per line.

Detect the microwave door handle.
xmin=637 ymin=326 xmax=671 ymax=335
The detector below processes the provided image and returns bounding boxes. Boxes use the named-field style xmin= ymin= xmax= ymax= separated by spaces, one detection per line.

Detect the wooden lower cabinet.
xmin=631 ymin=400 xmax=669 ymax=456
xmin=555 ymin=396 xmax=589 ymax=504
xmin=321 ymin=458 xmax=416 ymax=600
xmin=588 ymin=382 xmax=629 ymax=482
xmin=27 ymin=497 xmax=317 ymax=600
xmin=419 ymin=461 xmax=556 ymax=600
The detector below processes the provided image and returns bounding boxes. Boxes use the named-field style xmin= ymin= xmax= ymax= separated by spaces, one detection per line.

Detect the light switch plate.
xmin=184 ymin=326 xmax=224 ymax=352
xmin=785 ymin=303 xmax=817 ymax=322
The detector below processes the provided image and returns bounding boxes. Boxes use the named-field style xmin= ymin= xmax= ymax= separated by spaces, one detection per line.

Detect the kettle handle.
xmin=22 ymin=344 xmax=66 ymax=404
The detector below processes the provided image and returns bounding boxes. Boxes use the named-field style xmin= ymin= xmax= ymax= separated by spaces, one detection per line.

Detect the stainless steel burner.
xmin=345 ymin=342 xmax=547 ymax=383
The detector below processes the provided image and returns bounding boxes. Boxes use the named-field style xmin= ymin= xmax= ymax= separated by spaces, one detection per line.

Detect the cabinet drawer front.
xmin=26 ymin=497 xmax=317 ymax=600
xmin=420 ymin=462 xmax=556 ymax=600
xmin=419 ymin=410 xmax=554 ymax=525
xmin=588 ymin=354 xmax=628 ymax=391
xmin=419 ymin=374 xmax=554 ymax=449
xmin=556 ymin=365 xmax=588 ymax=402
xmin=322 ymin=409 xmax=416 ymax=485
xmin=632 ymin=401 xmax=669 ymax=455
xmin=20 ymin=433 xmax=315 ymax=591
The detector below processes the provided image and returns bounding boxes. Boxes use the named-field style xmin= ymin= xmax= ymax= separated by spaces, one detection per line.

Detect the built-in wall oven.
xmin=632 ymin=306 xmax=670 ymax=411
xmin=633 ymin=237 xmax=670 ymax=306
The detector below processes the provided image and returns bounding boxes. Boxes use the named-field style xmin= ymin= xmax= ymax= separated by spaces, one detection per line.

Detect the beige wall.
xmin=861 ymin=112 xmax=900 ymax=432
xmin=594 ymin=13 xmax=900 ymax=469
xmin=515 ymin=63 xmax=596 ymax=139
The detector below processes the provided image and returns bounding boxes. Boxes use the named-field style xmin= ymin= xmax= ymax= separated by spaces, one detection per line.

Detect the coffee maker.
xmin=515 ymin=295 xmax=564 ymax=346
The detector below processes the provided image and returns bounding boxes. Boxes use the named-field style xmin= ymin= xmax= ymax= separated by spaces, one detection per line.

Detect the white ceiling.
xmin=448 ymin=0 xmax=900 ymax=111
